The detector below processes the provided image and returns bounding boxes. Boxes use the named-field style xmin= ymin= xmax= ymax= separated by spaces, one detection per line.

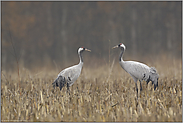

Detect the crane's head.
xmin=112 ymin=43 xmax=126 ymax=51
xmin=78 ymin=47 xmax=91 ymax=54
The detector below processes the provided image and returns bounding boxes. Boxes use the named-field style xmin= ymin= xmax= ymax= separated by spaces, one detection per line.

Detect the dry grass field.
xmin=1 ymin=55 xmax=182 ymax=122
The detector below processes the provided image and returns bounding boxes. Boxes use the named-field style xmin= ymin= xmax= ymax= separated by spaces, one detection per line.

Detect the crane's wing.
xmin=121 ymin=61 xmax=159 ymax=90
xmin=122 ymin=61 xmax=150 ymax=81
xmin=57 ymin=64 xmax=82 ymax=87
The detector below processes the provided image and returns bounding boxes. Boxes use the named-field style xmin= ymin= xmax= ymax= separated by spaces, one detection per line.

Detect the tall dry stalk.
xmin=9 ymin=27 xmax=21 ymax=95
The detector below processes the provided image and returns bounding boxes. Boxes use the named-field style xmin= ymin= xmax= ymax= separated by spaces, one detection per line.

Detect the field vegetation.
xmin=1 ymin=54 xmax=182 ymax=122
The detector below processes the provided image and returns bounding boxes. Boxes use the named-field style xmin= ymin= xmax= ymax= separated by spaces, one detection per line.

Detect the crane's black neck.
xmin=119 ymin=48 xmax=124 ymax=62
xmin=79 ymin=51 xmax=84 ymax=63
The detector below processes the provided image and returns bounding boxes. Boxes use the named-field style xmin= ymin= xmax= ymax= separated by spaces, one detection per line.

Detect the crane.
xmin=112 ymin=43 xmax=159 ymax=97
xmin=52 ymin=47 xmax=91 ymax=92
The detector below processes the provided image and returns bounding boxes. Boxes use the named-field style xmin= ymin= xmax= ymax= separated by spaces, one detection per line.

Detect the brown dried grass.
xmin=1 ymin=56 xmax=182 ymax=122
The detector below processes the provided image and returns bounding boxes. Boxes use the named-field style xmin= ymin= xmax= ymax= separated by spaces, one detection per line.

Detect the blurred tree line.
xmin=2 ymin=1 xmax=182 ymax=71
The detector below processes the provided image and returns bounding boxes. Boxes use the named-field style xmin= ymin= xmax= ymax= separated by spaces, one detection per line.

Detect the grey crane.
xmin=52 ymin=47 xmax=91 ymax=91
xmin=112 ymin=43 xmax=159 ymax=96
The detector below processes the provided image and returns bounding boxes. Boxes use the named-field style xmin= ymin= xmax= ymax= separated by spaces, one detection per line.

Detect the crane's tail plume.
xmin=150 ymin=67 xmax=157 ymax=73
xmin=153 ymin=77 xmax=159 ymax=90
xmin=150 ymin=67 xmax=159 ymax=90
xmin=52 ymin=76 xmax=66 ymax=91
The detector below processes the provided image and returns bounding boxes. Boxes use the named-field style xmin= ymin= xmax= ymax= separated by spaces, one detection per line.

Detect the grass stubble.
xmin=1 ymin=56 xmax=182 ymax=122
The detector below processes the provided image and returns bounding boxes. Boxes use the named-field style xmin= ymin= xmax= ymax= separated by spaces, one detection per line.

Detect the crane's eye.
xmin=118 ymin=44 xmax=120 ymax=47
xmin=83 ymin=47 xmax=85 ymax=50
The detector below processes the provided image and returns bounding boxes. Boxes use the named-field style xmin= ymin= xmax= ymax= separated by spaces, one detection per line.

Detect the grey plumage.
xmin=52 ymin=47 xmax=91 ymax=91
xmin=112 ymin=43 xmax=159 ymax=95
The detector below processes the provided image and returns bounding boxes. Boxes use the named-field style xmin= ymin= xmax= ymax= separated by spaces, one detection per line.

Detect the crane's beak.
xmin=112 ymin=45 xmax=118 ymax=49
xmin=85 ymin=48 xmax=91 ymax=52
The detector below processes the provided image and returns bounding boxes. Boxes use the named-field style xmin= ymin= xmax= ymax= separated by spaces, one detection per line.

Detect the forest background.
xmin=2 ymin=1 xmax=181 ymax=72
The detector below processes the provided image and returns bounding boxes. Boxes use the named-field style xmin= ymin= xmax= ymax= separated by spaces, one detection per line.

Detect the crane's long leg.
xmin=140 ymin=81 xmax=142 ymax=91
xmin=135 ymin=82 xmax=138 ymax=99
xmin=132 ymin=77 xmax=138 ymax=99
xmin=67 ymin=83 xmax=70 ymax=95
